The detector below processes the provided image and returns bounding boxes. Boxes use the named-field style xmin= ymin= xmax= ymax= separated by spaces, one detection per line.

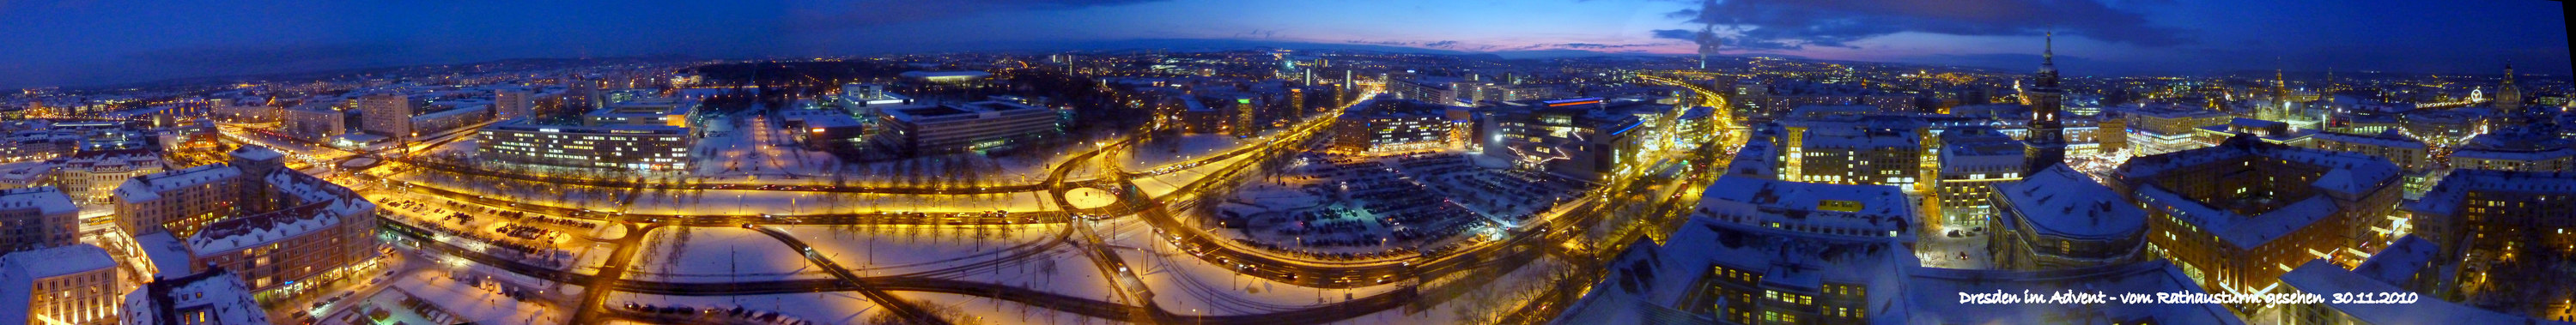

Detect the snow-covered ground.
xmin=766 ymin=224 xmax=1067 ymax=275
xmin=1097 ymin=218 xmax=1409 ymax=316
xmin=629 ymin=226 xmax=832 ymax=283
xmin=389 ymin=265 xmax=572 ymax=324
xmin=902 ymin=292 xmax=1124 ymax=325
xmin=607 ymin=292 xmax=883 ymax=325
xmin=765 ymin=224 xmax=1126 ymax=301
xmin=1327 ymin=256 xmax=1576 ymax=324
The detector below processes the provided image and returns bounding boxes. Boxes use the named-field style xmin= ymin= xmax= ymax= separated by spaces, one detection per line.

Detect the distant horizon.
xmin=2 ymin=0 xmax=2563 ymax=90
xmin=21 ymin=39 xmax=2565 ymax=92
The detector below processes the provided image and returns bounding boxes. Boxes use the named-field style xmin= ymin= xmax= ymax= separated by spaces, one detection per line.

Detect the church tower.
xmin=2024 ymin=32 xmax=2068 ymax=174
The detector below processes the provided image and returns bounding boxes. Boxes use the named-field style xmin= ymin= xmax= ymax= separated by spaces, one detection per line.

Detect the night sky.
xmin=1 ymin=0 xmax=2565 ymax=88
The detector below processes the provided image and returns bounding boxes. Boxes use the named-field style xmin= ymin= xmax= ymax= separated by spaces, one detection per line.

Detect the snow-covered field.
xmin=607 ymin=292 xmax=884 ymax=325
xmin=390 ymin=266 xmax=571 ymax=324
xmin=629 ymin=226 xmax=832 ymax=283
xmin=1096 ymin=219 xmax=1408 ymax=316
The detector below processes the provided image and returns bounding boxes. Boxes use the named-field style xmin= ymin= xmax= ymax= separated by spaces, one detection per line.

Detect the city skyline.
xmin=1 ymin=0 xmax=2568 ymax=89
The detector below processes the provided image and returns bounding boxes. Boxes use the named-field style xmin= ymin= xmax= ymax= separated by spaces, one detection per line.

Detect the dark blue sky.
xmin=0 ymin=0 xmax=2564 ymax=88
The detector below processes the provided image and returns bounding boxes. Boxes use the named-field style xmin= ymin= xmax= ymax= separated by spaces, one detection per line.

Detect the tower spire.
xmin=2036 ymin=31 xmax=2058 ymax=77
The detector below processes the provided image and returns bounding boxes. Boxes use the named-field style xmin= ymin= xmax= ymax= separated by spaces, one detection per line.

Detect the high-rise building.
xmin=277 ymin=102 xmax=349 ymax=142
xmin=495 ymin=87 xmax=534 ymax=121
xmin=2024 ymin=32 xmax=2068 ymax=174
xmin=355 ymin=93 xmax=417 ymax=140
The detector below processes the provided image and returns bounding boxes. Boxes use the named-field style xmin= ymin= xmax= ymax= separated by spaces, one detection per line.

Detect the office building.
xmin=872 ymin=100 xmax=1062 ymax=155
xmin=1329 ymin=99 xmax=1455 ymax=155
xmin=477 ymin=97 xmax=702 ymax=171
xmin=1479 ymin=99 xmax=1643 ymax=181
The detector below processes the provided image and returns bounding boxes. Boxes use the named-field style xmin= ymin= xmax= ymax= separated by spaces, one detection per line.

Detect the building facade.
xmin=2117 ymin=135 xmax=2403 ymax=298
xmin=53 ymin=149 xmax=164 ymax=205
xmin=872 ymin=100 xmax=1063 ymax=155
xmin=0 ymin=187 xmax=79 ymax=253
xmin=112 ymin=165 xmax=243 ymax=237
xmin=1329 ymin=99 xmax=1454 ymax=155
xmin=355 ymin=93 xmax=418 ymax=140
xmin=477 ymin=121 xmax=695 ymax=171
xmin=1 ymin=244 xmax=127 ymax=325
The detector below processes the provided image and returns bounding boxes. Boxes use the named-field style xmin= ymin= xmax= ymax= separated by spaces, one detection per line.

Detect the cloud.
xmin=1651 ymin=29 xmax=1695 ymax=40
xmin=1507 ymin=42 xmax=1665 ymax=51
xmin=1424 ymin=40 xmax=1461 ymax=49
xmin=1666 ymin=0 xmax=2192 ymax=51
xmin=1346 ymin=39 xmax=1418 ymax=46
xmin=792 ymin=0 xmax=1171 ymax=30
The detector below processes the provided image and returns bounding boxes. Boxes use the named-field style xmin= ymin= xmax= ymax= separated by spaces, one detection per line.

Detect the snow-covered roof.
xmin=2449 ymin=145 xmax=2576 ymax=161
xmin=1906 ymin=261 xmax=2246 ymax=325
xmin=135 ymin=232 xmax=193 ymax=279
xmin=1696 ymin=176 xmax=1916 ymax=241
xmin=124 ymin=268 xmax=271 ymax=325
xmin=227 ymin=144 xmax=284 ymax=162
xmin=113 ymin=164 xmax=242 ymax=202
xmin=2123 ymin=133 xmax=2401 ymax=200
xmin=1801 ymin=129 xmax=1922 ymax=150
xmin=185 ymin=202 xmax=344 ymax=256
xmin=2306 ymin=130 xmax=2426 ymax=150
xmin=2353 ymin=235 xmax=2439 ymax=286
xmin=2405 ymin=170 xmax=2576 ymax=217
xmin=1558 ymin=215 xmax=1915 ymax=324
xmin=2279 ymin=260 xmax=2557 ymax=325
xmin=2137 ymin=186 xmax=2341 ymax=248
xmin=0 ymin=187 xmax=76 ymax=216
xmin=1995 ymin=165 xmax=2146 ymax=241
xmin=0 ymin=244 xmax=115 ymax=279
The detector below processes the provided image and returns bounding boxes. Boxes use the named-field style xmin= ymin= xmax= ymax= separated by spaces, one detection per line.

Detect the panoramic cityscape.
xmin=0 ymin=0 xmax=2570 ymax=324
